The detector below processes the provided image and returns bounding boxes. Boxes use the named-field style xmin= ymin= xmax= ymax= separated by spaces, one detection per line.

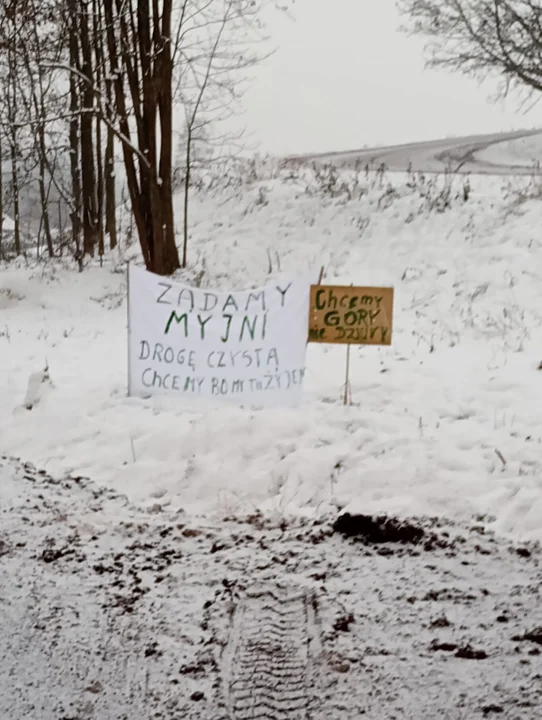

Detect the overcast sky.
xmin=236 ymin=0 xmax=542 ymax=156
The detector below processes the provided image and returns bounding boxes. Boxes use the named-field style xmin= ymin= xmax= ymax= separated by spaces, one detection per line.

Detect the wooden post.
xmin=307 ymin=266 xmax=325 ymax=346
xmin=343 ymin=343 xmax=351 ymax=406
xmin=317 ymin=265 xmax=324 ymax=285
xmin=343 ymin=280 xmax=354 ymax=406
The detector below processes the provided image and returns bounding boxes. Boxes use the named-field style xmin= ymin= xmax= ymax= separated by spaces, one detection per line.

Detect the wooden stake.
xmin=307 ymin=265 xmax=326 ymax=346
xmin=343 ymin=280 xmax=354 ymax=406
xmin=317 ymin=265 xmax=325 ymax=285
xmin=343 ymin=343 xmax=351 ymax=406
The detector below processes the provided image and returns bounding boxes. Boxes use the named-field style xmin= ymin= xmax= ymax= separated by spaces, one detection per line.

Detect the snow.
xmin=2 ymin=165 xmax=542 ymax=719
xmin=1 ymin=457 xmax=541 ymax=719
xmin=1 ymin=168 xmax=542 ymax=543
xmin=1 ymin=214 xmax=15 ymax=232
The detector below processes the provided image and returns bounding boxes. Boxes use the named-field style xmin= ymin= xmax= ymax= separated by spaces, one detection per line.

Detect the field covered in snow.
xmin=2 ymin=164 xmax=542 ymax=540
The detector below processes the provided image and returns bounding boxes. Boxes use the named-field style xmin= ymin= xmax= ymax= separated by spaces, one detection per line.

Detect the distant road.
xmin=287 ymin=129 xmax=542 ymax=175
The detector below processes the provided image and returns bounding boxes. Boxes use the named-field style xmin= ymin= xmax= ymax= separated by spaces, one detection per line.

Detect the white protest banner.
xmin=127 ymin=264 xmax=312 ymax=407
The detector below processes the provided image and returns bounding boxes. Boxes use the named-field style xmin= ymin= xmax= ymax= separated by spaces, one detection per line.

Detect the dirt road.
xmin=1 ymin=458 xmax=541 ymax=719
xmin=288 ymin=129 xmax=542 ymax=175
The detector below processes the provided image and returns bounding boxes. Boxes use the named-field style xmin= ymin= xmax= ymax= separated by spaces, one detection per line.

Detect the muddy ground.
xmin=1 ymin=457 xmax=541 ymax=719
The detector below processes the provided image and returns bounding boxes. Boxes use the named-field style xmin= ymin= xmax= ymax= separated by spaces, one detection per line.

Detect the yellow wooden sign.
xmin=308 ymin=285 xmax=394 ymax=345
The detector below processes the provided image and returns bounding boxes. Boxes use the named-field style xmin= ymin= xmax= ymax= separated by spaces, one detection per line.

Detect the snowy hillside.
xmin=2 ymin=166 xmax=542 ymax=542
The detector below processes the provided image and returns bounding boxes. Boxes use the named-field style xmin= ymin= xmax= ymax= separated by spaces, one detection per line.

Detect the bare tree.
xmin=92 ymin=0 xmax=106 ymax=261
xmin=17 ymin=0 xmax=63 ymax=258
xmin=64 ymin=0 xmax=83 ymax=267
xmin=4 ymin=21 xmax=22 ymax=256
xmin=103 ymin=0 xmax=180 ymax=275
xmin=177 ymin=0 xmax=239 ymax=269
xmin=79 ymin=0 xmax=99 ymax=258
xmin=174 ymin=0 xmax=281 ymax=268
xmin=398 ymin=0 xmax=542 ymax=98
xmin=0 ymin=0 xmax=291 ymax=271
xmin=1 ymin=0 xmax=80 ymax=261
xmin=101 ymin=1 xmax=117 ymax=252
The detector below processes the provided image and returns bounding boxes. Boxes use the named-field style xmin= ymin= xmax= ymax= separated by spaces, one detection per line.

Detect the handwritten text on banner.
xmin=128 ymin=265 xmax=312 ymax=406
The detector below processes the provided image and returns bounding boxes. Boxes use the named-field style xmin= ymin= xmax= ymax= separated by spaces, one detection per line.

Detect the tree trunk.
xmin=29 ymin=41 xmax=54 ymax=257
xmin=93 ymin=0 xmax=105 ymax=260
xmin=182 ymin=126 xmax=191 ymax=269
xmin=138 ymin=0 xmax=161 ymax=271
xmin=7 ymin=46 xmax=21 ymax=256
xmin=155 ymin=0 xmax=179 ymax=275
xmin=37 ymin=127 xmax=54 ymax=257
xmin=79 ymin=0 xmax=98 ymax=258
xmin=104 ymin=59 xmax=117 ymax=250
xmin=105 ymin=0 xmax=179 ymax=276
xmin=0 ymin=130 xmax=3 ymax=258
xmin=10 ymin=145 xmax=21 ymax=256
xmin=38 ymin=164 xmax=53 ymax=257
xmin=104 ymin=127 xmax=117 ymax=250
xmin=67 ymin=0 xmax=82 ymax=269
xmin=96 ymin=122 xmax=104 ymax=260
xmin=106 ymin=0 xmax=151 ymax=268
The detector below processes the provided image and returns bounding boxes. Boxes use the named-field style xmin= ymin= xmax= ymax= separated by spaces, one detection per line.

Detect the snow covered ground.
xmin=1 ymin=456 xmax=541 ymax=719
xmin=2 ymin=163 xmax=542 ymax=718
xmin=2 ymin=167 xmax=542 ymax=541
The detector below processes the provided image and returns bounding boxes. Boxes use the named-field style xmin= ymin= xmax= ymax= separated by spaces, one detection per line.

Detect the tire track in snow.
xmin=222 ymin=583 xmax=322 ymax=720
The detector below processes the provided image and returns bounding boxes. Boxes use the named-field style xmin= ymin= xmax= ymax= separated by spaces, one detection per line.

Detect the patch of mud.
xmin=332 ymin=512 xmax=447 ymax=549
xmin=512 ymin=628 xmax=542 ymax=646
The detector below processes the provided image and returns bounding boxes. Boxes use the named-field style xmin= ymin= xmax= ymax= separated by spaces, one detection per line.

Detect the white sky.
xmin=237 ymin=0 xmax=542 ymax=156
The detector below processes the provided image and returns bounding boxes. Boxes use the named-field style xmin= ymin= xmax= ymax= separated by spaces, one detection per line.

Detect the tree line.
xmin=0 ymin=0 xmax=280 ymax=273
